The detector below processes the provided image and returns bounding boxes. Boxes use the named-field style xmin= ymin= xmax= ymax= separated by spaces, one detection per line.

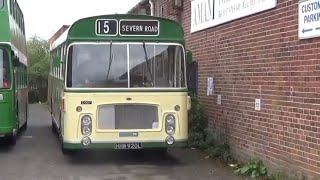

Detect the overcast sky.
xmin=17 ymin=0 xmax=141 ymax=40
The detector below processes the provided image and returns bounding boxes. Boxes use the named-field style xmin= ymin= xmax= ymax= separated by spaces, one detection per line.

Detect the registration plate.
xmin=114 ymin=143 xmax=143 ymax=149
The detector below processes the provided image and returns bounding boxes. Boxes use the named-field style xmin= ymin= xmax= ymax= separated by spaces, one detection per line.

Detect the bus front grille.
xmin=97 ymin=104 xmax=159 ymax=130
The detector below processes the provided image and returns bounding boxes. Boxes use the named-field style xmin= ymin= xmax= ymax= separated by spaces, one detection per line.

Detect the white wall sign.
xmin=207 ymin=77 xmax=215 ymax=96
xmin=299 ymin=0 xmax=320 ymax=39
xmin=191 ymin=0 xmax=277 ymax=33
xmin=217 ymin=94 xmax=222 ymax=105
xmin=255 ymin=99 xmax=261 ymax=111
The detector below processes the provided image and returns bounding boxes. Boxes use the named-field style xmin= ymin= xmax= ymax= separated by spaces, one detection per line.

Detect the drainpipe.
xmin=149 ymin=0 xmax=154 ymax=16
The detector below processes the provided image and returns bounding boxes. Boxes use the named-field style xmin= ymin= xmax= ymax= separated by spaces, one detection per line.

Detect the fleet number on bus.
xmin=96 ymin=19 xmax=159 ymax=36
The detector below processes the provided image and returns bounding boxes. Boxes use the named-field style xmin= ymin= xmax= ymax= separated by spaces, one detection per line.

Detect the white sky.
xmin=17 ymin=0 xmax=141 ymax=40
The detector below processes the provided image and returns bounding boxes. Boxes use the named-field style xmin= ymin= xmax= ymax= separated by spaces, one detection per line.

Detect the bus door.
xmin=11 ymin=50 xmax=23 ymax=127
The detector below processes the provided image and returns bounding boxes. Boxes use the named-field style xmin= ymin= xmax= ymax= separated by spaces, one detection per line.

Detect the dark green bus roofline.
xmin=71 ymin=14 xmax=183 ymax=28
xmin=51 ymin=14 xmax=185 ymax=51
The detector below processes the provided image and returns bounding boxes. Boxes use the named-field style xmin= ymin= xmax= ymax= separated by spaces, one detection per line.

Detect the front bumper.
xmin=63 ymin=140 xmax=188 ymax=150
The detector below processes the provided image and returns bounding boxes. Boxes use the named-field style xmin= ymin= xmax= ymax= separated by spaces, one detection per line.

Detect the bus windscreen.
xmin=66 ymin=43 xmax=186 ymax=89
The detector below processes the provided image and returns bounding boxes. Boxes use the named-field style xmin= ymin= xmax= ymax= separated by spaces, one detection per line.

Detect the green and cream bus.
xmin=0 ymin=0 xmax=28 ymax=145
xmin=48 ymin=14 xmax=190 ymax=154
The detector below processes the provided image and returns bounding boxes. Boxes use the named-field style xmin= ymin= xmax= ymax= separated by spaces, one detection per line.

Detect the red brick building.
xmin=129 ymin=0 xmax=320 ymax=179
xmin=48 ymin=25 xmax=70 ymax=46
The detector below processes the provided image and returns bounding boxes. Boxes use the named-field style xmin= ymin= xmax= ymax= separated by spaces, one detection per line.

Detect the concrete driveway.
xmin=0 ymin=104 xmax=245 ymax=180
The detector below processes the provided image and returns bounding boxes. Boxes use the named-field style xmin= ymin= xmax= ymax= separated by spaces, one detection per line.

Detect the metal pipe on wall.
xmin=149 ymin=0 xmax=154 ymax=16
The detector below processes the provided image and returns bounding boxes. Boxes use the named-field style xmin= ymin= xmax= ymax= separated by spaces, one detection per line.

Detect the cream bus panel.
xmin=62 ymin=92 xmax=188 ymax=143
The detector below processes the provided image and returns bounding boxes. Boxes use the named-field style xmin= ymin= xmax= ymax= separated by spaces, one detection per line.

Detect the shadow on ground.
xmin=65 ymin=148 xmax=182 ymax=167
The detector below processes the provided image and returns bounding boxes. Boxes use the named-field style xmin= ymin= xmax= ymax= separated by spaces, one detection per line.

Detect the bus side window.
xmin=66 ymin=47 xmax=73 ymax=87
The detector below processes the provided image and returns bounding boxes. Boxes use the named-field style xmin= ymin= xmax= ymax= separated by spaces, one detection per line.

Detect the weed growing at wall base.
xmin=186 ymin=93 xmax=302 ymax=180
xmin=234 ymin=159 xmax=267 ymax=178
xmin=187 ymin=95 xmax=233 ymax=162
xmin=188 ymin=95 xmax=208 ymax=149
xmin=205 ymin=130 xmax=233 ymax=162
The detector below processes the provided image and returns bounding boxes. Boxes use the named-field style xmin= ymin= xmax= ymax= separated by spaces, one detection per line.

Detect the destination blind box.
xmin=119 ymin=20 xmax=159 ymax=36
xmin=96 ymin=19 xmax=159 ymax=36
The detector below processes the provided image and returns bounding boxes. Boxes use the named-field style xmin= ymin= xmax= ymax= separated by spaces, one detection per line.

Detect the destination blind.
xmin=119 ymin=20 xmax=159 ymax=36
xmin=96 ymin=19 xmax=159 ymax=36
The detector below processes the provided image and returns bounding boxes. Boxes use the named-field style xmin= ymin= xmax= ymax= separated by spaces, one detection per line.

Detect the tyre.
xmin=5 ymin=133 xmax=17 ymax=146
xmin=20 ymin=120 xmax=27 ymax=131
xmin=8 ymin=104 xmax=19 ymax=146
xmin=51 ymin=120 xmax=56 ymax=134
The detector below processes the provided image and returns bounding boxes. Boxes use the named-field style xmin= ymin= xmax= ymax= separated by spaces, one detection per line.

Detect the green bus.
xmin=49 ymin=14 xmax=190 ymax=154
xmin=0 ymin=0 xmax=28 ymax=145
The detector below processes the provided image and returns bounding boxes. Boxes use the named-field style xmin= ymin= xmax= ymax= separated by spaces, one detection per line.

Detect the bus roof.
xmin=50 ymin=14 xmax=184 ymax=51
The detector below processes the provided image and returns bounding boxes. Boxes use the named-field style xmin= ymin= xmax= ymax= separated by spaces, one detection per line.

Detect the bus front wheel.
xmin=21 ymin=110 xmax=28 ymax=131
xmin=51 ymin=120 xmax=57 ymax=134
xmin=21 ymin=121 xmax=27 ymax=131
xmin=7 ymin=105 xmax=19 ymax=146
xmin=5 ymin=133 xmax=17 ymax=146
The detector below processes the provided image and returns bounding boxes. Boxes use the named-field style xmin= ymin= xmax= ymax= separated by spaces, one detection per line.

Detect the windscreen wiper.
xmin=106 ymin=41 xmax=113 ymax=80
xmin=142 ymin=42 xmax=153 ymax=86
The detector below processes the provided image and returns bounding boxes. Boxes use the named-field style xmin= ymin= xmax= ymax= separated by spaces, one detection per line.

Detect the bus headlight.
xmin=82 ymin=136 xmax=91 ymax=146
xmin=166 ymin=136 xmax=175 ymax=145
xmin=82 ymin=126 xmax=91 ymax=136
xmin=81 ymin=115 xmax=92 ymax=136
xmin=166 ymin=126 xmax=175 ymax=135
xmin=82 ymin=115 xmax=92 ymax=126
xmin=165 ymin=114 xmax=176 ymax=135
xmin=166 ymin=115 xmax=175 ymax=124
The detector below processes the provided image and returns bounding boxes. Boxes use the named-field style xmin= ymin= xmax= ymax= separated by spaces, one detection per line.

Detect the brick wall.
xmin=130 ymin=0 xmax=320 ymax=178
xmin=157 ymin=0 xmax=181 ymax=23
